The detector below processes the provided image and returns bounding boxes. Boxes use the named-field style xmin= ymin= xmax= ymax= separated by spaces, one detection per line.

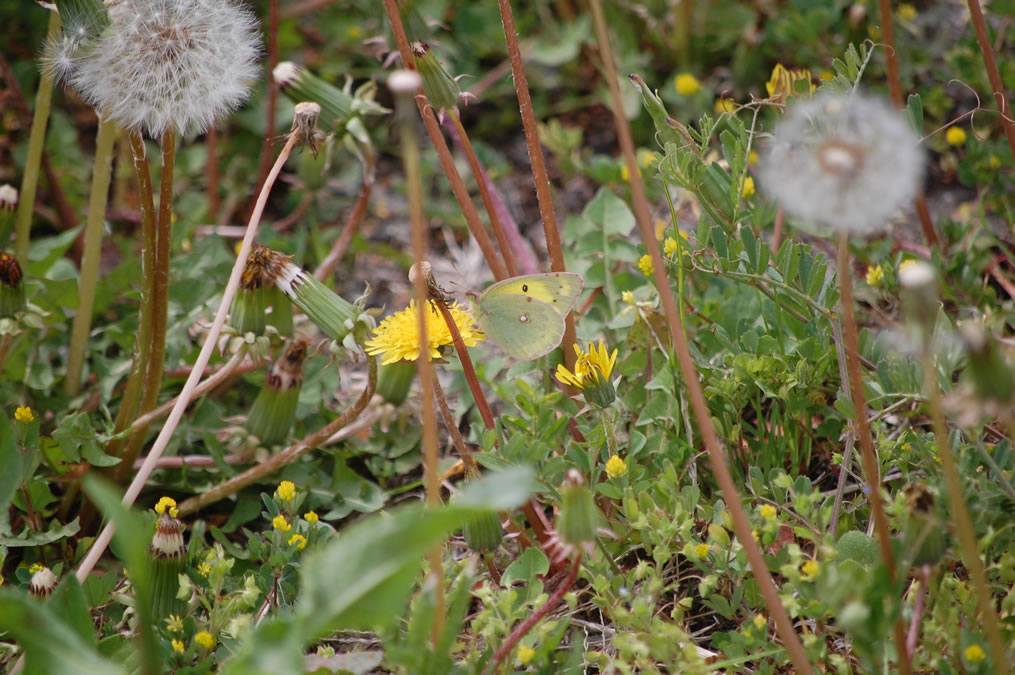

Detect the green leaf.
xmin=583 ymin=187 xmax=636 ymax=238
xmin=0 ymin=413 xmax=23 ymax=513
xmin=220 ymin=618 xmax=304 ymax=675
xmin=47 ymin=575 xmax=97 ymax=646
xmin=455 ymin=465 xmax=538 ymax=510
xmin=0 ymin=517 xmax=80 ymax=547
xmin=0 ymin=590 xmax=124 ymax=675
xmin=502 ymin=547 xmax=549 ymax=587
xmin=904 ymin=94 xmax=924 ymax=134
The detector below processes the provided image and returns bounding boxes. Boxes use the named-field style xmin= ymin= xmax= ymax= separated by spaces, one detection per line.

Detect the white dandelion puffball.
xmin=69 ymin=0 xmax=261 ymax=138
xmin=759 ymin=92 xmax=924 ymax=236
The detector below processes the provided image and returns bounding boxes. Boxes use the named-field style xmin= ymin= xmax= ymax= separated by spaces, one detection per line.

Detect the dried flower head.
xmin=758 ymin=92 xmax=923 ymax=236
xmin=58 ymin=0 xmax=261 ymax=137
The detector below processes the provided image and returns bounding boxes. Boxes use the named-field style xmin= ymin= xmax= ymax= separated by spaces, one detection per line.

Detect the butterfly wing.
xmin=480 ymin=273 xmax=583 ymax=317
xmin=475 ymin=293 xmax=566 ymax=360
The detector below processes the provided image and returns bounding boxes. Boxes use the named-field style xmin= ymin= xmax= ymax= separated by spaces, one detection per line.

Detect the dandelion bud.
xmin=960 ymin=323 xmax=1015 ymax=405
xmin=291 ymin=101 xmax=325 ymax=157
xmin=0 ymin=252 xmax=26 ymax=318
xmin=66 ymin=0 xmax=261 ymax=137
xmin=900 ymin=483 xmax=948 ymax=566
xmin=463 ymin=510 xmax=504 ymax=553
xmin=629 ymin=73 xmax=695 ymax=147
xmin=150 ymin=512 xmax=186 ymax=619
xmin=247 ymin=339 xmax=307 ymax=445
xmin=274 ymin=260 xmax=360 ymax=345
xmin=556 ymin=470 xmax=600 ymax=552
xmin=0 ymin=185 xmax=17 ymax=249
xmin=411 ymin=41 xmax=472 ymax=122
xmin=376 ymin=360 xmax=416 ymax=406
xmin=232 ymin=246 xmax=274 ymax=335
xmin=29 ymin=565 xmax=58 ymax=597
xmin=274 ymin=62 xmax=387 ymax=133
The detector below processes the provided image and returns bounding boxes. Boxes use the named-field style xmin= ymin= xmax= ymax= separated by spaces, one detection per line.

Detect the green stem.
xmin=116 ymin=129 xmax=176 ymax=482
xmin=662 ymin=183 xmax=685 ymax=320
xmin=65 ymin=117 xmax=118 ymax=396
xmin=14 ymin=11 xmax=60 ymax=266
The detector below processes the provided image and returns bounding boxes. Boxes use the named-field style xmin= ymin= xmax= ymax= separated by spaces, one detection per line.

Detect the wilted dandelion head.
xmin=63 ymin=0 xmax=261 ymax=137
xmin=758 ymin=92 xmax=924 ymax=236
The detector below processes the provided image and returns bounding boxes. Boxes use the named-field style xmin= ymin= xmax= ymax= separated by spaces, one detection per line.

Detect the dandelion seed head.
xmin=68 ymin=0 xmax=261 ymax=137
xmin=759 ymin=92 xmax=924 ymax=236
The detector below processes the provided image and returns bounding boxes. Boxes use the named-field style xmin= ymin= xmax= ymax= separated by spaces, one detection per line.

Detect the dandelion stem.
xmin=65 ymin=117 xmax=118 ymax=396
xmin=313 ymin=147 xmax=375 ymax=282
xmin=966 ymin=0 xmax=1015 ymax=161
xmin=836 ymin=233 xmax=912 ymax=675
xmin=176 ymin=357 xmax=377 ymax=516
xmin=589 ymin=2 xmax=814 ymax=672
xmin=431 ymin=372 xmax=479 ymax=475
xmin=75 ymin=129 xmax=301 ymax=584
xmin=14 ymin=11 xmax=59 ymax=265
xmin=432 ymin=299 xmax=496 ymax=431
xmin=496 ymin=0 xmax=578 ymax=367
xmin=381 ymin=1 xmax=509 ymax=282
xmin=448 ymin=110 xmax=518 ymax=277
xmin=920 ymin=352 xmax=1010 ymax=671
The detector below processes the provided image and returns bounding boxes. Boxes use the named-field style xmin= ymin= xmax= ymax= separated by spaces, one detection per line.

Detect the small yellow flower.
xmin=866 ymin=264 xmax=884 ymax=287
xmin=989 ymin=155 xmax=1001 ymax=169
xmin=194 ymin=631 xmax=214 ymax=649
xmin=898 ymin=3 xmax=917 ymax=20
xmin=638 ymin=149 xmax=657 ymax=168
xmin=288 ymin=533 xmax=307 ymax=551
xmin=172 ymin=639 xmax=185 ymax=653
xmin=272 ymin=515 xmax=291 ymax=532
xmin=898 ymin=259 xmax=919 ymax=277
xmin=275 ymin=480 xmax=296 ymax=502
xmin=154 ymin=496 xmax=179 ymax=518
xmin=748 ymin=150 xmax=759 ymax=165
xmin=766 ymin=64 xmax=814 ymax=99
xmin=621 ymin=290 xmax=634 ymax=304
xmin=605 ymin=455 xmax=627 ymax=479
xmin=365 ymin=300 xmax=484 ymax=366
xmin=29 ymin=563 xmax=43 ymax=574
xmin=197 ymin=562 xmax=212 ymax=577
xmin=654 ymin=218 xmax=666 ymax=241
xmin=620 ymin=164 xmax=631 ymax=182
xmin=694 ymin=543 xmax=710 ymax=558
xmin=664 ymin=237 xmax=679 ymax=257
xmin=801 ymin=559 xmax=820 ymax=579
xmin=345 ymin=25 xmax=363 ymax=40
xmin=741 ymin=176 xmax=756 ymax=199
xmin=868 ymin=24 xmax=881 ymax=40
xmin=946 ymin=126 xmax=966 ymax=146
xmin=753 ymin=614 xmax=767 ymax=630
xmin=714 ymin=97 xmax=736 ymax=114
xmin=14 ymin=406 xmax=33 ymax=423
xmin=166 ymin=614 xmax=184 ymax=633
xmin=304 ymin=511 xmax=319 ymax=524
xmin=517 ymin=645 xmax=536 ymax=665
xmin=555 ymin=340 xmax=619 ymax=408
xmin=674 ymin=73 xmax=700 ymax=96
xmin=964 ymin=644 xmax=986 ymax=663
xmin=637 ymin=254 xmax=653 ymax=276
xmin=759 ymin=504 xmax=777 ymax=519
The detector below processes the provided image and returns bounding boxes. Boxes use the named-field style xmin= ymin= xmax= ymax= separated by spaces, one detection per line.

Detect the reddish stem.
xmin=967 ymin=0 xmax=1015 ymax=160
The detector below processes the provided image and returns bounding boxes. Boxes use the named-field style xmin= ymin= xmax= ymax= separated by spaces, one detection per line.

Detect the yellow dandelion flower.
xmin=365 ymin=300 xmax=484 ymax=366
xmin=166 ymin=614 xmax=184 ymax=633
xmin=694 ymin=543 xmax=710 ymax=558
xmin=194 ymin=631 xmax=214 ymax=649
xmin=304 ymin=511 xmax=319 ymax=524
xmin=275 ymin=480 xmax=296 ymax=502
xmin=517 ymin=645 xmax=536 ymax=665
xmin=964 ymin=644 xmax=985 ymax=663
xmin=14 ymin=406 xmax=33 ymax=423
xmin=766 ymin=64 xmax=814 ymax=99
xmin=759 ymin=504 xmax=777 ymax=519
xmin=605 ymin=455 xmax=627 ymax=479
xmin=801 ymin=559 xmax=820 ymax=579
xmin=741 ymin=176 xmax=755 ymax=199
xmin=946 ymin=126 xmax=966 ymax=146
xmin=288 ymin=533 xmax=307 ymax=551
xmin=28 ymin=563 xmax=44 ymax=574
xmin=197 ymin=562 xmax=212 ymax=577
xmin=866 ymin=264 xmax=884 ymax=287
xmin=675 ymin=73 xmax=700 ymax=96
xmin=172 ymin=639 xmax=185 ymax=653
xmin=898 ymin=3 xmax=917 ymax=20
xmin=555 ymin=340 xmax=619 ymax=408
xmin=272 ymin=515 xmax=291 ymax=532
xmin=155 ymin=496 xmax=179 ymax=518
xmin=714 ymin=97 xmax=736 ymax=114
xmin=637 ymin=254 xmax=653 ymax=276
